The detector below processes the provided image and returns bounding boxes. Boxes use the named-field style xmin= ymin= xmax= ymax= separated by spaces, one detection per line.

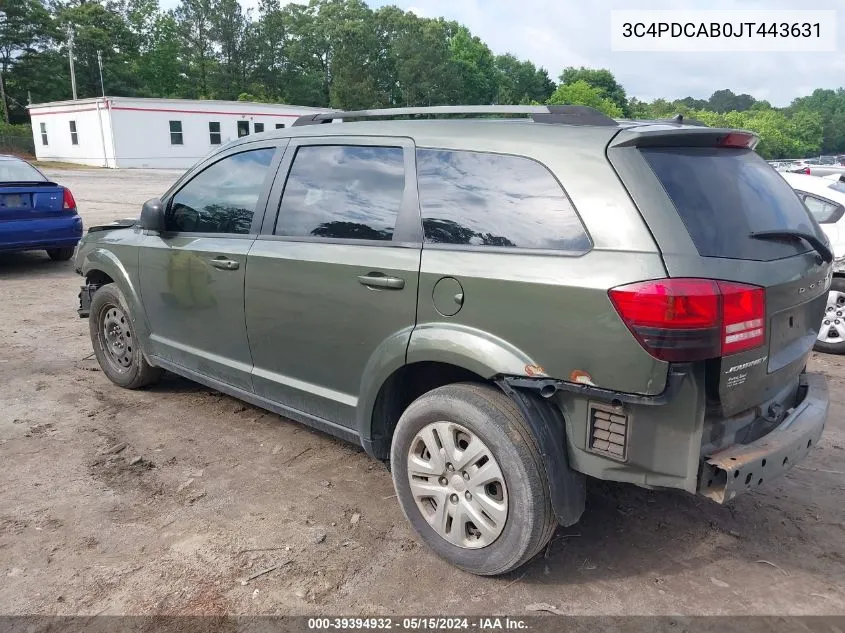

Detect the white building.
xmin=27 ymin=97 xmax=328 ymax=169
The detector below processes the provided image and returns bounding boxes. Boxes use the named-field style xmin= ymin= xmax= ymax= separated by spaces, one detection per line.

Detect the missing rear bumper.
xmin=698 ymin=372 xmax=828 ymax=503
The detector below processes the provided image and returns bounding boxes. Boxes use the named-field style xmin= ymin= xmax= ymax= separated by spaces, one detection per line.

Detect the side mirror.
xmin=140 ymin=198 xmax=165 ymax=233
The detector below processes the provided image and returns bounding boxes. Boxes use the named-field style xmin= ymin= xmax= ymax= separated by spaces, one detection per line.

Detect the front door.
xmin=245 ymin=137 xmax=422 ymax=429
xmin=139 ymin=144 xmax=281 ymax=391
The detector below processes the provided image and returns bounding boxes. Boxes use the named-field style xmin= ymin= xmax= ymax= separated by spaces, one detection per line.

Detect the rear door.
xmin=245 ymin=136 xmax=422 ymax=430
xmin=610 ymin=132 xmax=831 ymax=416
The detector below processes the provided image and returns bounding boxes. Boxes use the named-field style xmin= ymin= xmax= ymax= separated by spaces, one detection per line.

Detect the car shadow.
xmin=513 ymin=475 xmax=829 ymax=587
xmin=0 ymin=251 xmax=76 ymax=279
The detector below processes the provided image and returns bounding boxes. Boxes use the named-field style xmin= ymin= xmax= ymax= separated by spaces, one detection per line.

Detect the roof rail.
xmin=291 ymin=105 xmax=619 ymax=127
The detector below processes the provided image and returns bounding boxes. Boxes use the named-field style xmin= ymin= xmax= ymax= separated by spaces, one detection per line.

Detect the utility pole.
xmin=67 ymin=26 xmax=77 ymax=100
xmin=97 ymin=51 xmax=105 ymax=97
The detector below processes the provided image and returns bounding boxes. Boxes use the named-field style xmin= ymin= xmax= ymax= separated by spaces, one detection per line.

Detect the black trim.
xmin=534 ymin=105 xmax=618 ymax=127
xmin=495 ymin=380 xmax=586 ymax=527
xmin=502 ymin=364 xmax=690 ymax=406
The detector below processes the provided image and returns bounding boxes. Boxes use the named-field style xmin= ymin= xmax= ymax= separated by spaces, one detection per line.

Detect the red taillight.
xmin=719 ymin=281 xmax=766 ymax=355
xmin=62 ymin=187 xmax=76 ymax=210
xmin=609 ymin=278 xmax=766 ymax=362
xmin=718 ymin=132 xmax=756 ymax=149
xmin=803 ymin=167 xmax=811 ymax=175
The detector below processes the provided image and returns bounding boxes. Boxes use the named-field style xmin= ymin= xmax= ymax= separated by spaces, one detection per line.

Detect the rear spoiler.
xmin=609 ymin=127 xmax=760 ymax=151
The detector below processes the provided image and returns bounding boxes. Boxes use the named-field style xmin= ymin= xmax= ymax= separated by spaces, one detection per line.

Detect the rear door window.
xmin=275 ymin=145 xmax=405 ymax=241
xmin=642 ymin=147 xmax=823 ymax=261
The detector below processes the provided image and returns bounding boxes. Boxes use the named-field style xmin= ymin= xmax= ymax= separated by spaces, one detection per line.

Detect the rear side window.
xmin=801 ymin=193 xmax=843 ymax=224
xmin=275 ymin=145 xmax=405 ymax=241
xmin=416 ymin=149 xmax=590 ymax=251
xmin=642 ymin=148 xmax=822 ymax=261
xmin=829 ymin=181 xmax=845 ymax=195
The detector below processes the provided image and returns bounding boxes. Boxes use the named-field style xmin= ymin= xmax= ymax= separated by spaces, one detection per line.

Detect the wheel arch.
xmin=81 ymin=248 xmax=152 ymax=342
xmin=357 ymin=323 xmax=542 ymax=459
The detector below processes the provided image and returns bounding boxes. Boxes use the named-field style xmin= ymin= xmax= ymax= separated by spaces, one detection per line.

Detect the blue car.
xmin=0 ymin=155 xmax=82 ymax=261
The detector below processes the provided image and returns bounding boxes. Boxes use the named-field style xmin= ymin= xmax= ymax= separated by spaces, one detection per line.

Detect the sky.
xmin=159 ymin=0 xmax=845 ymax=106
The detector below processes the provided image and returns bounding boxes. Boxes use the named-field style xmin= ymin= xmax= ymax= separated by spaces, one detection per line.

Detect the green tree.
xmin=0 ymin=0 xmax=56 ymax=119
xmin=547 ymin=80 xmax=623 ymax=118
xmin=174 ymin=0 xmax=215 ymax=97
xmin=560 ymin=66 xmax=627 ymax=115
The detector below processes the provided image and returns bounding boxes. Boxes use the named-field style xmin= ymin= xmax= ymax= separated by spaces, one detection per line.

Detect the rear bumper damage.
xmin=698 ymin=372 xmax=828 ymax=503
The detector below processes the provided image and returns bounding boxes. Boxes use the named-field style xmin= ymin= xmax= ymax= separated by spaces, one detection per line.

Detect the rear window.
xmin=0 ymin=159 xmax=47 ymax=183
xmin=642 ymin=147 xmax=822 ymax=261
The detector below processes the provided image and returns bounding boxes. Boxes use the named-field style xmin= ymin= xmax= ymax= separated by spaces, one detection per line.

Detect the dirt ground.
xmin=1 ymin=167 xmax=844 ymax=617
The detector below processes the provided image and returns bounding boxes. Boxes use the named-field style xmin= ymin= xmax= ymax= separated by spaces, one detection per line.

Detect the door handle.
xmin=209 ymin=257 xmax=240 ymax=271
xmin=357 ymin=273 xmax=405 ymax=290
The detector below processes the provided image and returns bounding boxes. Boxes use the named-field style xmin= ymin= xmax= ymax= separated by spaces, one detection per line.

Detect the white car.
xmin=781 ymin=172 xmax=845 ymax=353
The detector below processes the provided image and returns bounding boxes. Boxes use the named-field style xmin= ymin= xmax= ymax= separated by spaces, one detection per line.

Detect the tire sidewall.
xmin=89 ymin=284 xmax=146 ymax=388
xmin=814 ymin=278 xmax=845 ymax=355
xmin=390 ymin=389 xmax=546 ymax=575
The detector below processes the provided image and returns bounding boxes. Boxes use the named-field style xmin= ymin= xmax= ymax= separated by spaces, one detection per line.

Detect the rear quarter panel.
xmin=410 ymin=124 xmax=671 ymax=396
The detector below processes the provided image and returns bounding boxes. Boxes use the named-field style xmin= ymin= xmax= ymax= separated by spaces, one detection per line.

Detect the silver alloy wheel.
xmin=406 ymin=421 xmax=508 ymax=549
xmin=819 ymin=290 xmax=845 ymax=344
xmin=100 ymin=304 xmax=134 ymax=372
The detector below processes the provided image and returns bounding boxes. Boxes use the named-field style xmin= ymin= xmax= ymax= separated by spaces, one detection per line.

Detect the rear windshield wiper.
xmin=750 ymin=229 xmax=833 ymax=263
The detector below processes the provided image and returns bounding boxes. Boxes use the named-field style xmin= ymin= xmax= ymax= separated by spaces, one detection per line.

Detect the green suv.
xmin=75 ymin=105 xmax=831 ymax=576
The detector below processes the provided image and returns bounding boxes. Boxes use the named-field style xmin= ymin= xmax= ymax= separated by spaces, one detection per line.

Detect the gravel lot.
xmin=1 ymin=167 xmax=844 ymax=616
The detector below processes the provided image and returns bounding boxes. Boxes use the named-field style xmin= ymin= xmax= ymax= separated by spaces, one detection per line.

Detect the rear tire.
xmin=814 ymin=277 xmax=845 ymax=355
xmin=390 ymin=382 xmax=556 ymax=576
xmin=46 ymin=247 xmax=75 ymax=261
xmin=89 ymin=283 xmax=162 ymax=389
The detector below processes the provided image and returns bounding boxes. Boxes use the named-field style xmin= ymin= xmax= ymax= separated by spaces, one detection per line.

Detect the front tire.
xmin=390 ymin=383 xmax=556 ymax=576
xmin=89 ymin=283 xmax=162 ymax=389
xmin=47 ymin=247 xmax=75 ymax=261
xmin=815 ymin=277 xmax=845 ymax=354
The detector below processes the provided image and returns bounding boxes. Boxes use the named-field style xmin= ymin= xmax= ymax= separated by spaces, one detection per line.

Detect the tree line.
xmin=1 ymin=0 xmax=843 ymax=160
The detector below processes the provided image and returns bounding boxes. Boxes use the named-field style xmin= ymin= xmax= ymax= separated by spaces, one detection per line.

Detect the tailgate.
xmin=609 ymin=132 xmax=832 ymax=417
xmin=0 ymin=184 xmax=65 ymax=219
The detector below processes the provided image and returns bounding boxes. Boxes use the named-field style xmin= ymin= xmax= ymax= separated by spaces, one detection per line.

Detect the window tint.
xmin=39 ymin=122 xmax=47 ymax=146
xmin=416 ymin=149 xmax=590 ymax=251
xmin=275 ymin=145 xmax=405 ymax=241
xmin=801 ymin=193 xmax=842 ymax=224
xmin=169 ymin=120 xmax=183 ymax=145
xmin=642 ymin=147 xmax=822 ymax=261
xmin=254 ymin=122 xmax=264 ymax=133
xmin=69 ymin=121 xmax=78 ymax=145
xmin=168 ymin=148 xmax=275 ymax=234
xmin=237 ymin=121 xmax=249 ymax=137
xmin=209 ymin=121 xmax=221 ymax=145
xmin=275 ymin=123 xmax=286 ymax=129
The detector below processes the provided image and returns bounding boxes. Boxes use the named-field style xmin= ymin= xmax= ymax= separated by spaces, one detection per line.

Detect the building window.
xmin=254 ymin=122 xmax=264 ymax=133
xmin=275 ymin=123 xmax=286 ymax=129
xmin=69 ymin=121 xmax=78 ymax=145
xmin=209 ymin=121 xmax=221 ymax=145
xmin=237 ymin=120 xmax=249 ymax=137
xmin=276 ymin=145 xmax=405 ymax=241
xmin=169 ymin=120 xmax=183 ymax=145
xmin=39 ymin=122 xmax=48 ymax=146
